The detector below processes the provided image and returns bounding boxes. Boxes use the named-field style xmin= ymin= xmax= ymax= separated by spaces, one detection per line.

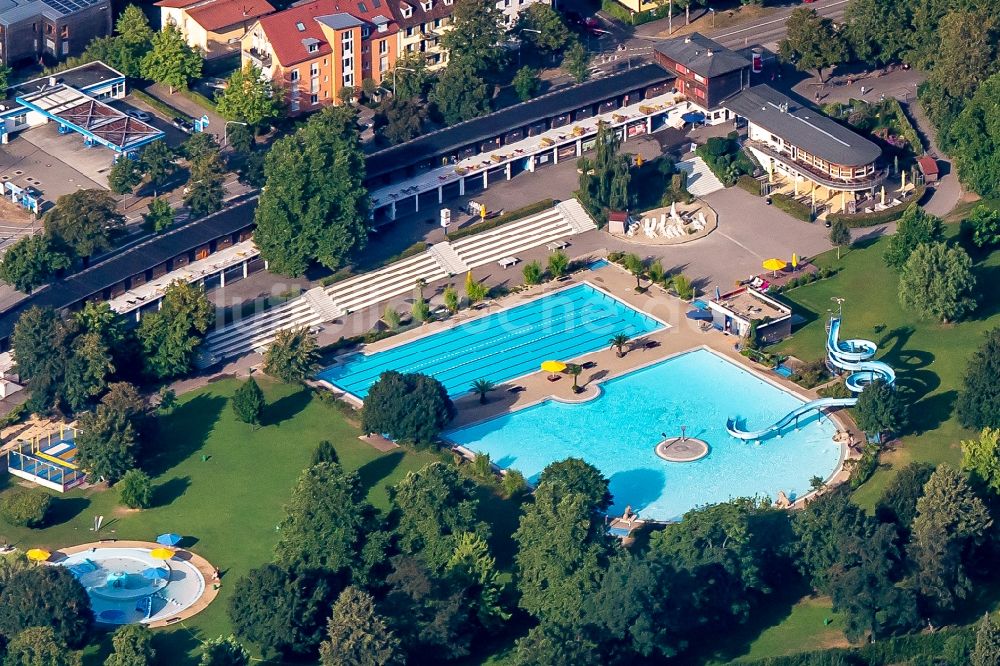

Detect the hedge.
xmin=885 ymin=97 xmax=923 ymax=154
xmin=446 ymin=199 xmax=555 ymax=242
xmin=771 ymin=193 xmax=813 ymax=222
xmin=179 ymin=87 xmax=218 ymax=113
xmin=601 ymin=0 xmax=672 ymax=25
xmin=826 ymin=185 xmax=927 ymax=228
xmin=131 ymin=89 xmax=194 ymax=122
xmin=737 ymin=174 xmax=762 ymax=196
xmin=0 ymin=489 xmax=51 ymax=528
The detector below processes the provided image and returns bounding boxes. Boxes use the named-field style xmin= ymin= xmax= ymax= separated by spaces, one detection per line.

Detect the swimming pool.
xmin=318 ymin=283 xmax=664 ymax=399
xmin=60 ymin=547 xmax=206 ymax=625
xmin=446 ymin=349 xmax=842 ymax=522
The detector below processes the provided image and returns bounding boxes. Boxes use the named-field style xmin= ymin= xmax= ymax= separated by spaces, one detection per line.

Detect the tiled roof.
xmin=154 ymin=0 xmax=201 ymax=9
xmin=257 ymin=0 xmax=396 ymax=67
xmin=654 ymin=32 xmax=750 ymax=78
xmin=385 ymin=0 xmax=452 ymax=28
xmin=186 ymin=0 xmax=275 ymax=31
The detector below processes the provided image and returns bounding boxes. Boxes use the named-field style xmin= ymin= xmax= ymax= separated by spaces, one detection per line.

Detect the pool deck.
xmin=54 ymin=540 xmax=220 ymax=628
xmin=329 ymin=259 xmax=860 ymax=505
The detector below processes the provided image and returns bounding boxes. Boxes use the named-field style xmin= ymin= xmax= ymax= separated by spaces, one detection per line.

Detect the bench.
xmin=546 ymin=240 xmax=569 ymax=251
xmin=498 ymin=257 xmax=519 ymax=269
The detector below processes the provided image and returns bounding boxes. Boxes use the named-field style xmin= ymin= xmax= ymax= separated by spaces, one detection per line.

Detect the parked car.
xmin=126 ymin=109 xmax=151 ymax=122
xmin=172 ymin=117 xmax=194 ymax=133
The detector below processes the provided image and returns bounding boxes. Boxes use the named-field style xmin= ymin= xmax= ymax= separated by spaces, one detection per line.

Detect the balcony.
xmin=745 ymin=140 xmax=887 ymax=192
xmin=243 ymin=48 xmax=272 ymax=72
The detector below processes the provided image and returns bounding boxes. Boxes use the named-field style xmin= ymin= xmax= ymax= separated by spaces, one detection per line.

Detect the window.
xmin=675 ymin=63 xmax=687 ymax=74
xmin=693 ymin=87 xmax=705 ymax=99
xmin=290 ymin=69 xmax=300 ymax=81
xmin=693 ymin=73 xmax=705 ymax=83
xmin=400 ymin=3 xmax=412 ymax=17
xmin=421 ymin=0 xmax=432 ymax=9
xmin=310 ymin=93 xmax=318 ymax=104
xmin=406 ymin=26 xmax=415 ymax=37
xmin=343 ymin=57 xmax=353 ymax=70
xmin=444 ymin=0 xmax=452 ymax=5
xmin=380 ymin=55 xmax=389 ymax=71
xmin=60 ymin=25 xmax=68 ymax=38
xmin=362 ymin=27 xmax=370 ymax=38
xmin=295 ymin=21 xmax=305 ymax=31
xmin=310 ymin=63 xmax=319 ymax=76
xmin=291 ymin=99 xmax=300 ymax=111
xmin=308 ymin=42 xmax=318 ymax=52
xmin=358 ymin=2 xmax=367 ymax=10
xmin=379 ymin=39 xmax=388 ymax=54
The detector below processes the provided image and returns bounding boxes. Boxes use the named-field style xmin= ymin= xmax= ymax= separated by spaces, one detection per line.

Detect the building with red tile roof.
xmin=157 ymin=0 xmax=275 ymax=57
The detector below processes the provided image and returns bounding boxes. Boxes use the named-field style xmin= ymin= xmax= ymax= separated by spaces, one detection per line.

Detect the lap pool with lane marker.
xmin=317 ymin=283 xmax=665 ymax=399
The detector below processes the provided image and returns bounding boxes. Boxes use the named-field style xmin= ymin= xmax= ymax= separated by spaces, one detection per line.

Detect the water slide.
xmin=725 ymin=317 xmax=895 ymax=440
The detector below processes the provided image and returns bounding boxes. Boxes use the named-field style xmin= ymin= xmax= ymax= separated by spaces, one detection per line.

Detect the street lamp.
xmin=223 ymin=120 xmax=248 ymax=148
xmin=518 ymin=28 xmax=541 ymax=69
xmin=709 ymin=8 xmax=716 ymax=28
xmin=392 ymin=66 xmax=415 ymax=95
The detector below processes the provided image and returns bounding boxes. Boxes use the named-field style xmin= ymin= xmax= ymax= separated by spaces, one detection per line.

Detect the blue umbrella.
xmin=681 ymin=111 xmax=705 ymax=124
xmin=686 ymin=309 xmax=713 ymax=321
xmin=141 ymin=566 xmax=169 ymax=580
xmin=156 ymin=533 xmax=182 ymax=546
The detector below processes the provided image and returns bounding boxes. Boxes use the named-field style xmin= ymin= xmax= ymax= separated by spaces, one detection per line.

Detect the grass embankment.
xmin=0 ymin=378 xmax=443 ymax=664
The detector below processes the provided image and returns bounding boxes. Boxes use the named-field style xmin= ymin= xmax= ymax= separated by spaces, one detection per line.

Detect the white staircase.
xmin=451 ymin=207 xmax=573 ymax=268
xmin=302 ymin=286 xmax=342 ymax=321
xmin=427 ymin=241 xmax=469 ymax=275
xmin=557 ymin=199 xmax=599 ymax=233
xmin=327 ymin=251 xmax=448 ymax=314
xmin=677 ymin=157 xmax=726 ymax=197
xmin=198 ymin=298 xmax=322 ymax=367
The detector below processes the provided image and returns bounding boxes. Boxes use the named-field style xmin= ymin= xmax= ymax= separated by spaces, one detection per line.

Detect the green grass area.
xmin=734 ymin=597 xmax=847 ymax=662
xmin=771 ymin=224 xmax=1000 ymax=510
xmin=0 ymin=378 xmax=441 ymax=664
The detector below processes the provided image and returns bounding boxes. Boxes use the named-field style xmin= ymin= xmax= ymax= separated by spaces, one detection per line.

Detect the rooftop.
xmin=726 ymin=84 xmax=882 ymax=167
xmin=0 ymin=198 xmax=258 ymax=341
xmin=711 ymin=287 xmax=790 ymax=324
xmin=653 ymin=32 xmax=751 ymax=78
xmin=185 ymin=0 xmax=276 ymax=31
xmin=4 ymin=61 xmax=123 ymax=107
xmin=366 ymin=63 xmax=674 ymax=180
xmin=0 ymin=0 xmax=104 ymax=24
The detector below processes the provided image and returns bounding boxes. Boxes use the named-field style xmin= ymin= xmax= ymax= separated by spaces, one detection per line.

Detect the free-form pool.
xmin=446 ymin=349 xmax=842 ymax=522
xmin=318 ymin=283 xmax=664 ymax=399
xmin=60 ymin=547 xmax=206 ymax=625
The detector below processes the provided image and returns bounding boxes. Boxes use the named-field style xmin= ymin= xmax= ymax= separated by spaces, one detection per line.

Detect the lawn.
xmin=732 ymin=597 xmax=848 ymax=662
xmin=0 ymin=378 xmax=442 ymax=664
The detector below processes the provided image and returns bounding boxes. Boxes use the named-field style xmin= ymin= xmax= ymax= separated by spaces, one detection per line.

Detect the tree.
xmin=117 ymin=468 xmax=153 ymax=509
xmin=608 ymin=333 xmax=630 ymax=359
xmin=142 ymin=24 xmax=203 ymax=92
xmin=957 ymin=327 xmax=1000 ymax=430
xmin=843 ymin=0 xmax=910 ymax=66
xmin=0 ymin=234 xmax=71 ymax=293
xmin=511 ymin=622 xmax=602 ymax=666
xmin=184 ymin=152 xmax=226 ymax=217
xmin=216 ymin=64 xmax=281 ymax=129
xmin=547 ymin=250 xmax=569 ymax=278
xmin=516 ymin=4 xmax=572 ymax=58
xmin=373 ymin=96 xmax=428 ymax=145
xmin=908 ymin=464 xmax=992 ymax=616
xmin=829 ymin=219 xmax=851 ymax=259
xmin=447 ymin=531 xmax=509 ymax=624
xmin=578 ymin=122 xmax=630 ymax=214
xmin=622 ymin=253 xmax=644 ymax=289
xmin=137 ymin=280 xmax=214 ymax=379
xmin=44 ymin=189 xmax=123 ymax=260
xmin=443 ymin=286 xmax=459 ymax=313
xmin=0 ymin=566 xmax=92 ymax=648
xmin=0 ymin=489 xmax=51 ymax=527
xmin=539 ymin=458 xmax=612 ymax=511
xmin=563 ymin=41 xmax=590 ymax=83
xmin=108 ymin=155 xmax=142 ymax=198
xmin=439 ymin=0 xmax=505 ymax=76
xmin=226 ymin=122 xmax=254 ymax=155
xmin=264 ymin=327 xmax=319 ymax=383
xmin=411 ymin=297 xmax=430 ymax=322
xmin=429 ymin=62 xmax=492 ymax=125
xmin=962 ymin=428 xmax=1000 ymax=494
xmin=464 ymin=271 xmax=488 ymax=304
xmin=793 ymin=488 xmax=871 ymax=593
xmin=138 ymin=140 xmax=176 ymax=196
xmin=387 ymin=53 xmax=430 ymax=99
xmin=875 ymin=462 xmax=934 ymax=530
xmin=522 ymin=260 xmax=543 ymax=285
xmin=950 ymin=72 xmax=1000 ymax=198
xmin=899 ymin=242 xmax=977 ymax=322
xmin=105 ymin=624 xmax=156 ymax=666
xmin=76 ymin=401 xmax=139 ymax=483
xmin=237 ymin=150 xmax=265 ymax=188
xmin=853 ymin=379 xmax=907 ymax=440
xmin=200 ymin=636 xmax=250 ymax=666
xmin=229 ymin=564 xmax=342 ymax=659
xmin=968 ymin=204 xmax=1000 ymax=248
xmin=144 ymin=196 xmax=175 ymax=233
xmin=361 ymin=371 xmax=455 ymax=446
xmin=883 ymin=204 xmax=943 ymax=269
xmin=274 ymin=462 xmax=373 ymax=574
xmin=319 ymin=587 xmax=403 ymax=666
xmin=926 ymin=9 xmax=998 ymax=102
xmin=254 ymin=106 xmax=369 ymax=276
xmin=231 ymin=377 xmax=265 ymax=429
xmin=513 ymin=66 xmax=541 ymax=102
xmin=4 ymin=627 xmax=81 ymax=666
xmin=312 ymin=440 xmax=339 ymax=466
xmin=778 ymin=8 xmax=848 ymax=81
xmin=470 ymin=378 xmax=496 ymax=404
xmin=389 ymin=461 xmax=486 ymax=571
xmin=182 ymin=132 xmax=219 ymax=162
xmin=973 ymin=613 xmax=1000 ymax=666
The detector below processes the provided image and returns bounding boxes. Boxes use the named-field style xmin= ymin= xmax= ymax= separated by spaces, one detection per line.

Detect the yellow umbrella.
xmin=791 ymin=253 xmax=799 ymax=269
xmin=540 ymin=360 xmax=567 ymax=373
xmin=149 ymin=548 xmax=175 ymax=560
xmin=25 ymin=549 xmax=50 ymax=562
xmin=762 ymin=258 xmax=787 ymax=277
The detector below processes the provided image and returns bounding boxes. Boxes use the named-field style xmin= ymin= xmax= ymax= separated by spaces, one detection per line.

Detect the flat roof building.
xmin=0 ymin=0 xmax=111 ymax=66
xmin=653 ymin=33 xmax=751 ymax=124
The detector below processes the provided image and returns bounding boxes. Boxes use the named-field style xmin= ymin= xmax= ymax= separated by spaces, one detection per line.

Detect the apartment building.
xmin=157 ymin=0 xmax=275 ymax=57
xmin=242 ymin=0 xmax=398 ymax=114
xmin=0 ymin=0 xmax=111 ymax=66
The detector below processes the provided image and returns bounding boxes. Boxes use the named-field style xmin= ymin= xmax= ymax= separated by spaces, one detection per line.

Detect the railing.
xmin=745 ymin=140 xmax=887 ymax=191
xmin=243 ymin=49 xmax=272 ymax=71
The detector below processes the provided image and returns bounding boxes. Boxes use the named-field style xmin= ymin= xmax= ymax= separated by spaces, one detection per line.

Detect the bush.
xmin=117 ymin=469 xmax=154 ymax=509
xmin=826 ymin=186 xmax=927 ymax=228
xmin=818 ymin=380 xmax=853 ymax=399
xmin=446 ymin=199 xmax=555 ymax=242
xmin=790 ymin=359 xmax=829 ymax=388
xmin=501 ymin=469 xmax=528 ymax=498
xmin=0 ymin=489 xmax=51 ymax=527
xmin=737 ymin=174 xmax=762 ymax=195
xmin=600 ymin=0 xmax=671 ymax=25
xmin=848 ymin=443 xmax=880 ymax=488
xmin=771 ymin=193 xmax=813 ymax=222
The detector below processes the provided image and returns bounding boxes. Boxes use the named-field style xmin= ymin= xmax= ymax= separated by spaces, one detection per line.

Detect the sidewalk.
xmin=143 ymin=83 xmax=227 ymax=142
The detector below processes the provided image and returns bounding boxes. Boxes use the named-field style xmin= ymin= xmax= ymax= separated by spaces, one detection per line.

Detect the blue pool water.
xmin=318 ymin=283 xmax=663 ymax=399
xmin=588 ymin=259 xmax=610 ymax=270
xmin=446 ymin=349 xmax=841 ymax=522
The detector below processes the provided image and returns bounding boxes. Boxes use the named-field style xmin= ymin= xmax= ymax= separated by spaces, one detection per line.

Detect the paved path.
xmin=906 ymin=102 xmax=963 ymax=217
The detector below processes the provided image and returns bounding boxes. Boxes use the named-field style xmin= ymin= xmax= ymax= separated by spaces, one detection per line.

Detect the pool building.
xmin=6 ymin=426 xmax=84 ymax=493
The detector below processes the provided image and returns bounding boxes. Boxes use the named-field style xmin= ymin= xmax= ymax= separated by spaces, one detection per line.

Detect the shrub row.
xmin=600 ymin=0 xmax=672 ymax=25
xmin=179 ymin=87 xmax=218 ymax=113
xmin=130 ymin=89 xmax=194 ymax=123
xmin=769 ymin=266 xmax=837 ymax=294
xmin=446 ymin=199 xmax=555 ymax=242
xmin=737 ymin=174 xmax=762 ymax=196
xmin=884 ymin=97 xmax=923 ymax=154
xmin=826 ymin=185 xmax=927 ymax=228
xmin=771 ymin=193 xmax=813 ymax=222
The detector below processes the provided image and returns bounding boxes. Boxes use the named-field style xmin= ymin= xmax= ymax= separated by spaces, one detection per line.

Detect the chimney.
xmin=48 ymin=76 xmax=56 ymax=87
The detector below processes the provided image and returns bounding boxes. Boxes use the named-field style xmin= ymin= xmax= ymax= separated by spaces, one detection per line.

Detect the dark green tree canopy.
xmin=0 ymin=566 xmax=93 ymax=648
xmin=430 ymin=62 xmax=492 ymax=125
xmin=875 ymin=462 xmax=935 ymax=530
xmin=793 ymin=488 xmax=872 ymax=593
xmin=319 ymin=586 xmax=403 ymax=666
xmin=439 ymin=0 xmax=505 ymax=76
xmin=231 ymin=377 xmax=265 ymax=428
xmin=883 ymin=204 xmax=944 ymax=270
xmin=254 ymin=106 xmax=369 ymax=276
xmin=778 ymin=8 xmax=848 ymax=81
xmin=141 ymin=24 xmax=203 ymax=92
xmin=537 ymin=458 xmax=612 ymax=511
xmin=373 ymin=95 xmax=428 ymax=146
xmin=853 ymin=379 xmax=908 ymax=438
xmin=104 ymin=624 xmax=156 ymax=666
xmin=957 ymin=327 xmax=1000 ymax=430
xmin=263 ymin=327 xmax=319 ymax=383
xmin=4 ymin=626 xmax=81 ymax=666
xmin=44 ymin=189 xmax=124 ymax=260
xmin=0 ymin=234 xmax=71 ymax=293
xmin=200 ymin=635 xmax=250 ymax=666
xmin=898 ymin=241 xmax=977 ymax=322
xmin=361 ymin=371 xmax=455 ymax=446
xmin=137 ymin=280 xmax=214 ymax=379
